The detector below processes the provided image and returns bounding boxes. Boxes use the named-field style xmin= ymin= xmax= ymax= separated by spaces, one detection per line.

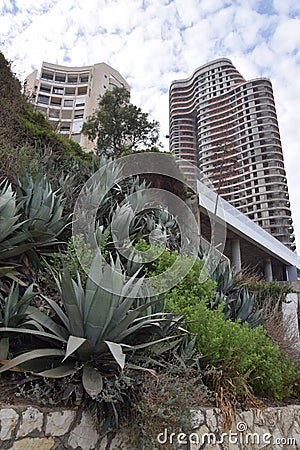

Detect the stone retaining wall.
xmin=0 ymin=404 xmax=299 ymax=449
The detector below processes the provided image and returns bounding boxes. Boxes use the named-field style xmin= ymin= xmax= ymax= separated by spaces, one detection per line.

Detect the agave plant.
xmin=223 ymin=286 xmax=263 ymax=328
xmin=0 ymin=174 xmax=69 ymax=281
xmin=0 ymin=282 xmax=36 ymax=358
xmin=74 ymin=158 xmax=181 ymax=264
xmin=210 ymin=261 xmax=263 ymax=328
xmin=0 ymin=180 xmax=35 ymax=280
xmin=210 ymin=261 xmax=235 ymax=308
xmin=0 ymin=251 xmax=186 ymax=400
xmin=15 ymin=172 xmax=68 ymax=245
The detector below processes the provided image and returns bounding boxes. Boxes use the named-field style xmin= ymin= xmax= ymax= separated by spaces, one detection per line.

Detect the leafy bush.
xmin=135 ymin=239 xmax=216 ymax=303
xmin=139 ymin=244 xmax=298 ymax=401
xmin=242 ymin=279 xmax=293 ymax=317
xmin=167 ymin=296 xmax=298 ymax=400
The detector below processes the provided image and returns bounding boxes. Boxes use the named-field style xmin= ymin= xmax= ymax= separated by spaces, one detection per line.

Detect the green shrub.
xmin=135 ymin=242 xmax=298 ymax=400
xmin=135 ymin=240 xmax=216 ymax=303
xmin=167 ymin=296 xmax=297 ymax=400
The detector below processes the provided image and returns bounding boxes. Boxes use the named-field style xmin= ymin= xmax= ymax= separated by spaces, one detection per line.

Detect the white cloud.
xmin=1 ymin=0 xmax=300 ymax=251
xmin=271 ymin=18 xmax=300 ymax=54
xmin=273 ymin=0 xmax=300 ymax=17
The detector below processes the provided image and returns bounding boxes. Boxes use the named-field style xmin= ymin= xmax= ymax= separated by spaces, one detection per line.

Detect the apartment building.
xmin=25 ymin=61 xmax=129 ymax=149
xmin=169 ymin=58 xmax=295 ymax=250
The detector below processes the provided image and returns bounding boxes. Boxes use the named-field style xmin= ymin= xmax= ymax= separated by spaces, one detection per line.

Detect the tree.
xmin=82 ymin=86 xmax=161 ymax=158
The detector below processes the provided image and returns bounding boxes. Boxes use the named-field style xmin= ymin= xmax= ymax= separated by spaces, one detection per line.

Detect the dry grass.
xmin=263 ymin=298 xmax=300 ymax=364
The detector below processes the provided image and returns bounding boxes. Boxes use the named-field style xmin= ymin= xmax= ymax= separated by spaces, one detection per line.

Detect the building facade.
xmin=25 ymin=62 xmax=129 ymax=150
xmin=169 ymin=58 xmax=295 ymax=250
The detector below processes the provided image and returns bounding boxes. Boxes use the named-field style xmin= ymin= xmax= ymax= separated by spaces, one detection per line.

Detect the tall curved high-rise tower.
xmin=169 ymin=58 xmax=295 ymax=250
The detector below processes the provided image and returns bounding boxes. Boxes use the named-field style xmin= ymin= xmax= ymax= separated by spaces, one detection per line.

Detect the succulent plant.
xmin=211 ymin=261 xmax=263 ymax=328
xmin=0 ymin=282 xmax=36 ymax=359
xmin=0 ymin=251 xmax=187 ymax=399
xmin=15 ymin=172 xmax=68 ymax=245
xmin=0 ymin=174 xmax=69 ymax=282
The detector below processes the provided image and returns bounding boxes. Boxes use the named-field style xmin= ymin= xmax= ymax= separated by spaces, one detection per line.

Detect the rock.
xmin=10 ymin=437 xmax=55 ymax=449
xmin=0 ymin=408 xmax=19 ymax=441
xmin=17 ymin=407 xmax=43 ymax=438
xmin=45 ymin=410 xmax=76 ymax=436
xmin=68 ymin=412 xmax=99 ymax=449
xmin=190 ymin=409 xmax=205 ymax=429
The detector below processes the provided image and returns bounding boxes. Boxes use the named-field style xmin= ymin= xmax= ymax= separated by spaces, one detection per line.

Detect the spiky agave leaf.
xmin=0 ymin=251 xmax=188 ymax=400
xmin=16 ymin=172 xmax=69 ymax=245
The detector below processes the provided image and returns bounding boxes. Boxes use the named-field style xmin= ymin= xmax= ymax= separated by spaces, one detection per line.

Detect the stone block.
xmin=68 ymin=411 xmax=99 ymax=449
xmin=17 ymin=407 xmax=43 ymax=438
xmin=238 ymin=410 xmax=254 ymax=430
xmin=10 ymin=437 xmax=55 ymax=449
xmin=0 ymin=408 xmax=19 ymax=440
xmin=190 ymin=424 xmax=210 ymax=450
xmin=190 ymin=409 xmax=205 ymax=429
xmin=45 ymin=410 xmax=76 ymax=436
xmin=206 ymin=409 xmax=217 ymax=431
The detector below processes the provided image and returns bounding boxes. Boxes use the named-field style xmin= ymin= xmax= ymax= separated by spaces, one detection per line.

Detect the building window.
xmin=74 ymin=110 xmax=84 ymax=119
xmin=55 ymin=74 xmax=66 ymax=83
xmin=76 ymin=97 xmax=86 ymax=107
xmin=80 ymin=74 xmax=89 ymax=83
xmin=72 ymin=121 xmax=83 ymax=133
xmin=61 ymin=109 xmax=72 ymax=119
xmin=53 ymin=87 xmax=64 ymax=95
xmin=60 ymin=123 xmax=71 ymax=132
xmin=49 ymin=109 xmax=60 ymax=118
xmin=41 ymin=72 xmax=53 ymax=81
xmin=38 ymin=94 xmax=49 ymax=104
xmin=50 ymin=97 xmax=62 ymax=106
xmin=68 ymin=75 xmax=78 ymax=84
xmin=65 ymin=87 xmax=76 ymax=96
xmin=71 ymin=134 xmax=81 ymax=143
xmin=40 ymin=84 xmax=51 ymax=93
xmin=78 ymin=86 xmax=87 ymax=95
xmin=64 ymin=99 xmax=74 ymax=107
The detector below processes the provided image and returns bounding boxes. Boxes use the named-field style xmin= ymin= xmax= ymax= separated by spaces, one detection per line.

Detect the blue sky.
xmin=1 ymin=0 xmax=300 ymax=249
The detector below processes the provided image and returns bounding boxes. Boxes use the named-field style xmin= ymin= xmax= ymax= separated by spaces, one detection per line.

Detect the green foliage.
xmin=167 ymin=296 xmax=298 ymax=400
xmin=15 ymin=172 xmax=68 ymax=244
xmin=50 ymin=235 xmax=94 ymax=284
xmin=0 ymin=174 xmax=69 ymax=280
xmin=0 ymin=252 xmax=188 ymax=434
xmin=141 ymin=246 xmax=298 ymax=400
xmin=135 ymin=239 xmax=216 ymax=303
xmin=242 ymin=279 xmax=293 ymax=316
xmin=0 ymin=283 xmax=35 ymax=328
xmin=0 ymin=179 xmax=36 ymax=278
xmin=16 ymin=373 xmax=65 ymax=406
xmin=82 ymin=86 xmax=161 ymax=158
xmin=211 ymin=262 xmax=263 ymax=327
xmin=0 ymin=51 xmax=94 ymax=186
xmin=0 ymin=283 xmax=36 ymax=359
